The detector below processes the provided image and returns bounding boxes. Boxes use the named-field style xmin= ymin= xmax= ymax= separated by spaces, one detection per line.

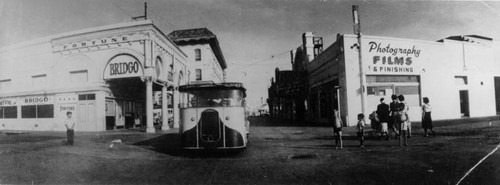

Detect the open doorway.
xmin=106 ymin=78 xmax=146 ymax=130
xmin=459 ymin=90 xmax=470 ymax=117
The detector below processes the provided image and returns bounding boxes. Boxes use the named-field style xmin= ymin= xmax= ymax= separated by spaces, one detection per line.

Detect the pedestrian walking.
xmin=376 ymin=98 xmax=390 ymax=140
xmin=64 ymin=111 xmax=76 ymax=146
xmin=332 ymin=109 xmax=343 ymax=149
xmin=389 ymin=94 xmax=401 ymax=139
xmin=357 ymin=113 xmax=365 ymax=147
xmin=398 ymin=95 xmax=409 ymax=146
xmin=422 ymin=97 xmax=436 ymax=137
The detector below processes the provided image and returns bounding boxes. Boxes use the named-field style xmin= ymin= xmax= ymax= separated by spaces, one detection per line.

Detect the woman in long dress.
xmin=421 ymin=97 xmax=436 ymax=137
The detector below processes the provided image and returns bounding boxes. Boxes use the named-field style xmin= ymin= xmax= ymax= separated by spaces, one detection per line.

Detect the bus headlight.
xmin=191 ymin=117 xmax=195 ymax=122
xmin=225 ymin=116 xmax=230 ymax=120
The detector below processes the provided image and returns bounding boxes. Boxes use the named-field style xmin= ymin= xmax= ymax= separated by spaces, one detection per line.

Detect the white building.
xmin=0 ymin=20 xmax=188 ymax=132
xmin=168 ymin=28 xmax=227 ymax=83
xmin=306 ymin=33 xmax=500 ymax=126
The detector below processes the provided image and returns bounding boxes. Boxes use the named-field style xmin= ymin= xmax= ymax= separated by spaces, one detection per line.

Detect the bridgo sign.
xmin=104 ymin=54 xmax=144 ymax=80
xmin=363 ymin=38 xmax=427 ymax=75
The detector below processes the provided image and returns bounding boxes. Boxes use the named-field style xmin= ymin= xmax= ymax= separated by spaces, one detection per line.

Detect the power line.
xmin=227 ymin=49 xmax=293 ymax=72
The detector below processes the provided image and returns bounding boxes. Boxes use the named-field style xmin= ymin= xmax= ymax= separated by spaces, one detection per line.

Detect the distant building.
xmin=0 ymin=20 xmax=188 ymax=132
xmin=267 ymin=33 xmax=321 ymax=123
xmin=293 ymin=33 xmax=500 ymax=126
xmin=168 ymin=28 xmax=227 ymax=83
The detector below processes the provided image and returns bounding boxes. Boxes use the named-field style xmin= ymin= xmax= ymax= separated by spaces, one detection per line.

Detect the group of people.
xmin=332 ymin=95 xmax=436 ymax=149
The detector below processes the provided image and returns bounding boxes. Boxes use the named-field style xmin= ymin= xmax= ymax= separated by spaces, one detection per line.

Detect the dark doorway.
xmin=106 ymin=117 xmax=115 ymax=130
xmin=459 ymin=90 xmax=470 ymax=117
xmin=495 ymin=77 xmax=500 ymax=115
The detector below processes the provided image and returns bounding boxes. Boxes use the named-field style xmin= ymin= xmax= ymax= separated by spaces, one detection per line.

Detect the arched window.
xmin=155 ymin=57 xmax=163 ymax=78
xmin=195 ymin=69 xmax=202 ymax=81
xmin=194 ymin=49 xmax=201 ymax=61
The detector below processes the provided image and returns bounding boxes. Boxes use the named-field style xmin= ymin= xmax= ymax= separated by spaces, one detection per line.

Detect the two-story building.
xmin=0 ymin=20 xmax=188 ymax=132
xmin=168 ymin=28 xmax=227 ymax=83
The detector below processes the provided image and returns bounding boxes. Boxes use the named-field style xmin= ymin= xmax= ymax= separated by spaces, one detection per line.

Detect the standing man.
xmin=65 ymin=111 xmax=76 ymax=146
xmin=389 ymin=94 xmax=400 ymax=139
xmin=376 ymin=98 xmax=390 ymax=140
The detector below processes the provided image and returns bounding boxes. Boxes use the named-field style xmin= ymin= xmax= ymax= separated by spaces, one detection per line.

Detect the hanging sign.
xmin=104 ymin=54 xmax=144 ymax=80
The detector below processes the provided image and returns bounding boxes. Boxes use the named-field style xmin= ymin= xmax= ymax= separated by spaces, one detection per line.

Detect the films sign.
xmin=363 ymin=39 xmax=428 ymax=75
xmin=104 ymin=54 xmax=144 ymax=80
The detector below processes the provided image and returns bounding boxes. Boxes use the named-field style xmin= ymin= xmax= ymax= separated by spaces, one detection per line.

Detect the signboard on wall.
xmin=19 ymin=96 xmax=55 ymax=105
xmin=0 ymin=98 xmax=17 ymax=106
xmin=363 ymin=38 xmax=431 ymax=75
xmin=103 ymin=54 xmax=144 ymax=80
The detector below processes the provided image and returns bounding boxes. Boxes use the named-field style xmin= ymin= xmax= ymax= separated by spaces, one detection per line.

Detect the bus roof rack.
xmin=179 ymin=82 xmax=245 ymax=92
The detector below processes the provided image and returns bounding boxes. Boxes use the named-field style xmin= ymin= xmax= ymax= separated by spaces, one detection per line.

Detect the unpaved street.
xmin=1 ymin=117 xmax=500 ymax=184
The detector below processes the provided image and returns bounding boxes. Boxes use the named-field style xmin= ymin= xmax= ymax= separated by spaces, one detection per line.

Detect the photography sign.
xmin=104 ymin=54 xmax=144 ymax=80
xmin=363 ymin=39 xmax=425 ymax=75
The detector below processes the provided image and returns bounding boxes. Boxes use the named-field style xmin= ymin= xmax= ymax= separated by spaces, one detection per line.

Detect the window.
xmin=155 ymin=57 xmax=163 ymax=78
xmin=32 ymin=74 xmax=47 ymax=89
xmin=195 ymin=49 xmax=201 ymax=61
xmin=366 ymin=75 xmax=419 ymax=83
xmin=22 ymin=105 xmax=53 ymax=118
xmin=3 ymin=106 xmax=17 ymax=118
xmin=78 ymin=93 xmax=96 ymax=101
xmin=0 ymin=79 xmax=12 ymax=91
xmin=195 ymin=69 xmax=202 ymax=81
xmin=70 ymin=70 xmax=88 ymax=83
xmin=455 ymin=76 xmax=468 ymax=85
xmin=22 ymin=105 xmax=37 ymax=118
xmin=37 ymin=105 xmax=54 ymax=118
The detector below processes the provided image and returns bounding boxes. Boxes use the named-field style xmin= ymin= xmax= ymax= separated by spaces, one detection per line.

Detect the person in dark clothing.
xmin=421 ymin=97 xmax=436 ymax=137
xmin=377 ymin=98 xmax=390 ymax=140
xmin=389 ymin=94 xmax=401 ymax=139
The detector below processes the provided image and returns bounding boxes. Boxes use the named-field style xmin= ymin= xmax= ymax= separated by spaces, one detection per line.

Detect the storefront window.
xmin=4 ymin=106 xmax=17 ymax=118
xmin=21 ymin=105 xmax=54 ymax=118
xmin=367 ymin=75 xmax=419 ymax=83
xmin=37 ymin=105 xmax=54 ymax=118
xmin=22 ymin=105 xmax=37 ymax=118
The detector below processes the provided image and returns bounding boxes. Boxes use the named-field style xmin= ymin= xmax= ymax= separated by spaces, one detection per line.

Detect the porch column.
xmin=146 ymin=78 xmax=155 ymax=133
xmin=161 ymin=84 xmax=170 ymax=130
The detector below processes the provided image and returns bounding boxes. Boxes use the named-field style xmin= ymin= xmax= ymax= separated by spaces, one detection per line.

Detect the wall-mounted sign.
xmin=52 ymin=34 xmax=144 ymax=52
xmin=362 ymin=39 xmax=432 ymax=75
xmin=103 ymin=54 xmax=144 ymax=80
xmin=19 ymin=96 xmax=54 ymax=105
xmin=0 ymin=98 xmax=17 ymax=106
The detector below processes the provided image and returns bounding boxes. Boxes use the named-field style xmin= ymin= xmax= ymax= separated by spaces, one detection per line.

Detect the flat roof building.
xmin=281 ymin=33 xmax=500 ymax=126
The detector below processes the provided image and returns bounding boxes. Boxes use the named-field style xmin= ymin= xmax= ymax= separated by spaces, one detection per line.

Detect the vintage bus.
xmin=179 ymin=82 xmax=249 ymax=149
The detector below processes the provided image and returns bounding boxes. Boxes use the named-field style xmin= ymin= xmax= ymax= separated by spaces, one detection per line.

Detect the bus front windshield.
xmin=181 ymin=89 xmax=245 ymax=108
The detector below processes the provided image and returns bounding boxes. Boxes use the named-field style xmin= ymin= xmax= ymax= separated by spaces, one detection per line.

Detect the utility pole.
xmin=132 ymin=2 xmax=147 ymax=20
xmin=352 ymin=5 xmax=367 ymax=122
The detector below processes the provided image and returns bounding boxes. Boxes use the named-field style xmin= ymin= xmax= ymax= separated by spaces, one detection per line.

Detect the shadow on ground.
xmin=133 ymin=133 xmax=246 ymax=158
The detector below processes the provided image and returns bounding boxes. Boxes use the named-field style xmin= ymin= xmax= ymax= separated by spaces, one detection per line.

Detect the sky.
xmin=1 ymin=0 xmax=500 ymax=109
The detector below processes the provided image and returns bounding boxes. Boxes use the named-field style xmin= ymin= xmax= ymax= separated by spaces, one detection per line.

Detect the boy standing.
xmin=357 ymin=113 xmax=365 ymax=147
xmin=65 ymin=111 xmax=76 ymax=146
xmin=333 ymin=109 xmax=343 ymax=150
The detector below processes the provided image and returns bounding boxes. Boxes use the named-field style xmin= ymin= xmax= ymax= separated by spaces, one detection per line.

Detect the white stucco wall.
xmin=179 ymin=44 xmax=224 ymax=83
xmin=0 ymin=21 xmax=188 ymax=132
xmin=341 ymin=34 xmax=500 ymax=126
